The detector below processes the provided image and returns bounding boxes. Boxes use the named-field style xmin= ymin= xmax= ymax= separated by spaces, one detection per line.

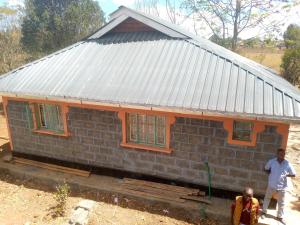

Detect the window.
xmin=126 ymin=113 xmax=166 ymax=147
xmin=118 ymin=111 xmax=174 ymax=153
xmin=232 ymin=121 xmax=253 ymax=142
xmin=224 ymin=119 xmax=265 ymax=147
xmin=36 ymin=104 xmax=64 ymax=133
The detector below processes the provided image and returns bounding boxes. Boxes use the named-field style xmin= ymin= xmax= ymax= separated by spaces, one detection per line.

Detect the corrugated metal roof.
xmin=0 ymin=6 xmax=300 ymax=122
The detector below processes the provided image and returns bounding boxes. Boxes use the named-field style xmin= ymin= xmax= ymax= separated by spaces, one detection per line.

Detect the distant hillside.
xmin=238 ymin=48 xmax=284 ymax=73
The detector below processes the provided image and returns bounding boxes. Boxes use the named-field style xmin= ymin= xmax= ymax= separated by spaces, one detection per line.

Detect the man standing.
xmin=262 ymin=148 xmax=296 ymax=223
xmin=231 ymin=187 xmax=260 ymax=225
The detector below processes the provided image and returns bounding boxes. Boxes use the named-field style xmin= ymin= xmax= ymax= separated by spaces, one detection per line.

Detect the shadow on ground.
xmin=0 ymin=156 xmax=219 ymax=225
xmin=290 ymin=196 xmax=300 ymax=211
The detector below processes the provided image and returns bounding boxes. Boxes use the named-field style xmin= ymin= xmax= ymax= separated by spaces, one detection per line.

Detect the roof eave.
xmin=1 ymin=93 xmax=299 ymax=124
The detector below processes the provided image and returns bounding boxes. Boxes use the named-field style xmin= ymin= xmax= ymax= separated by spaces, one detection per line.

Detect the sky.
xmin=0 ymin=0 xmax=300 ymax=39
xmin=0 ymin=0 xmax=127 ymax=16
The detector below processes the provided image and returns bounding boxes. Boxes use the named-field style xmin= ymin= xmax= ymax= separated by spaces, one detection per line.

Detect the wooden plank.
xmin=14 ymin=157 xmax=89 ymax=175
xmin=180 ymin=196 xmax=212 ymax=204
xmin=14 ymin=158 xmax=89 ymax=177
xmin=15 ymin=159 xmax=88 ymax=176
xmin=15 ymin=158 xmax=90 ymax=177
xmin=14 ymin=157 xmax=90 ymax=177
xmin=121 ymin=183 xmax=183 ymax=200
xmin=126 ymin=178 xmax=203 ymax=195
xmin=123 ymin=178 xmax=204 ymax=196
xmin=125 ymin=189 xmax=186 ymax=203
xmin=123 ymin=178 xmax=198 ymax=194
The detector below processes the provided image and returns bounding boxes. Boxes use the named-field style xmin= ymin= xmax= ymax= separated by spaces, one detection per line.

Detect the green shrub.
xmin=281 ymin=48 xmax=300 ymax=86
xmin=54 ymin=181 xmax=71 ymax=217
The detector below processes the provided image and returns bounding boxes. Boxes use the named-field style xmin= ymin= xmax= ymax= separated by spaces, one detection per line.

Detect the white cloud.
xmin=136 ymin=2 xmax=300 ymax=40
xmin=7 ymin=0 xmax=24 ymax=7
xmin=112 ymin=0 xmax=135 ymax=7
xmin=239 ymin=4 xmax=300 ymax=40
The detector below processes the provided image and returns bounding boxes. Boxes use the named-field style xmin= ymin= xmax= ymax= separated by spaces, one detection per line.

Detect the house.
xmin=0 ymin=6 xmax=299 ymax=195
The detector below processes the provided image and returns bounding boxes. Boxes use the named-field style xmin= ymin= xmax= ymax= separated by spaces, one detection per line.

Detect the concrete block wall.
xmin=7 ymin=101 xmax=283 ymax=194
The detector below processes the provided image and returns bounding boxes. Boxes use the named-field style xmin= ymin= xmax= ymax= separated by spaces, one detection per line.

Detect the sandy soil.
xmin=258 ymin=125 xmax=300 ymax=225
xmin=286 ymin=125 xmax=300 ymax=211
xmin=0 ymin=173 xmax=83 ymax=225
xmin=0 ymin=172 xmax=218 ymax=225
xmin=88 ymin=201 xmax=217 ymax=225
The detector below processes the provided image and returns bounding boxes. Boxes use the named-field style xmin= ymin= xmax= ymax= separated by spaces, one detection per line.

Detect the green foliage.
xmin=281 ymin=48 xmax=300 ymax=86
xmin=209 ymin=34 xmax=232 ymax=49
xmin=243 ymin=38 xmax=261 ymax=48
xmin=263 ymin=37 xmax=277 ymax=48
xmin=54 ymin=181 xmax=71 ymax=217
xmin=283 ymin=24 xmax=300 ymax=49
xmin=0 ymin=28 xmax=30 ymax=75
xmin=21 ymin=0 xmax=105 ymax=54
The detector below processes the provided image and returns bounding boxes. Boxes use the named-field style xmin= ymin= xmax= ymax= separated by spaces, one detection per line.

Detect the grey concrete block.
xmin=7 ymin=101 xmax=283 ymax=194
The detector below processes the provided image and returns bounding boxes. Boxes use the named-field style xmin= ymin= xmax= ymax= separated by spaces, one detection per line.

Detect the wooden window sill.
xmin=120 ymin=142 xmax=172 ymax=154
xmin=32 ymin=129 xmax=70 ymax=137
xmin=229 ymin=139 xmax=255 ymax=147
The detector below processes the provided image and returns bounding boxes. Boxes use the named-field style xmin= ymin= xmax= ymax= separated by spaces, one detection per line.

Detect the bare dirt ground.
xmin=88 ymin=201 xmax=216 ymax=225
xmin=0 ymin=172 xmax=218 ymax=225
xmin=0 ymin=173 xmax=83 ymax=225
xmin=286 ymin=125 xmax=300 ymax=212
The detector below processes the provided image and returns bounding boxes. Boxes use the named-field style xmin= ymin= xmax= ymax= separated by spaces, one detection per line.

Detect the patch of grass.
xmin=238 ymin=48 xmax=284 ymax=73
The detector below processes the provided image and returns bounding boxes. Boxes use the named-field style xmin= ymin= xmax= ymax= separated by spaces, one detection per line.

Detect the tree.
xmin=21 ymin=0 xmax=105 ymax=54
xmin=243 ymin=37 xmax=261 ymax=48
xmin=281 ymin=48 xmax=300 ymax=86
xmin=135 ymin=0 xmax=160 ymax=17
xmin=282 ymin=24 xmax=300 ymax=86
xmin=134 ymin=0 xmax=184 ymax=25
xmin=209 ymin=34 xmax=232 ymax=49
xmin=0 ymin=28 xmax=30 ymax=75
xmin=0 ymin=6 xmax=29 ymax=75
xmin=283 ymin=24 xmax=300 ymax=49
xmin=182 ymin=0 xmax=290 ymax=51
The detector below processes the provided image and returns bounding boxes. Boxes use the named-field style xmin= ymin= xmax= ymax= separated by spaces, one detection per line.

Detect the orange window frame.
xmin=223 ymin=119 xmax=265 ymax=146
xmin=29 ymin=102 xmax=70 ymax=137
xmin=118 ymin=111 xmax=175 ymax=154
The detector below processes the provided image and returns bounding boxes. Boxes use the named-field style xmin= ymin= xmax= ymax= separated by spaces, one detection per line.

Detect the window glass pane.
xmin=45 ymin=104 xmax=55 ymax=130
xmin=147 ymin=115 xmax=155 ymax=144
xmin=37 ymin=104 xmax=63 ymax=132
xmin=137 ymin=114 xmax=147 ymax=143
xmin=232 ymin=121 xmax=253 ymax=141
xmin=39 ymin=104 xmax=47 ymax=127
xmin=156 ymin=116 xmax=166 ymax=145
xmin=128 ymin=113 xmax=138 ymax=142
xmin=56 ymin=106 xmax=64 ymax=130
xmin=126 ymin=113 xmax=167 ymax=148
xmin=234 ymin=121 xmax=252 ymax=130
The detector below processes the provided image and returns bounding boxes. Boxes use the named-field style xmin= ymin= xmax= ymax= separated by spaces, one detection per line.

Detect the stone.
xmin=68 ymin=200 xmax=95 ymax=225
xmin=2 ymin=153 xmax=13 ymax=162
xmin=77 ymin=200 xmax=95 ymax=211
xmin=69 ymin=208 xmax=89 ymax=225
